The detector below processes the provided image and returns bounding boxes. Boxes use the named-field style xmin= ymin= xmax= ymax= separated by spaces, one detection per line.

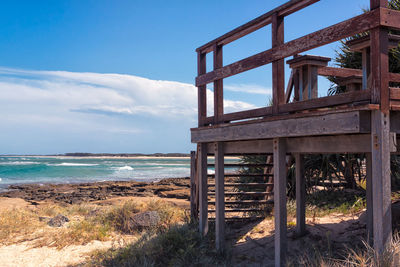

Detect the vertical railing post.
xmin=198 ymin=143 xmax=208 ymax=236
xmin=272 ymin=13 xmax=285 ymax=114
xmin=198 ymin=52 xmax=207 ymax=127
xmin=214 ymin=142 xmax=225 ymax=251
xmin=213 ymin=44 xmax=223 ymax=124
xmin=370 ymin=0 xmax=391 ymax=254
xmin=190 ymin=151 xmax=198 ymax=220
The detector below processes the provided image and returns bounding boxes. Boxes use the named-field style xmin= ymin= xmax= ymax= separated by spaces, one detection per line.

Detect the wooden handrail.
xmin=196 ymin=0 xmax=320 ymax=54
xmin=196 ymin=8 xmax=381 ymax=86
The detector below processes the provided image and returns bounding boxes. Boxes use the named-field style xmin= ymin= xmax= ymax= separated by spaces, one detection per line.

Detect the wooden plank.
xmin=318 ymin=66 xmax=362 ymax=78
xmin=214 ymin=142 xmax=225 ymax=251
xmin=380 ymin=8 xmax=400 ymax=30
xmin=390 ymin=87 xmax=400 ymax=100
xmin=208 ymin=183 xmax=274 ymax=187
xmin=274 ymin=138 xmax=287 ymax=266
xmin=221 ymin=106 xmax=273 ymax=123
xmin=389 ymin=73 xmax=400 ymax=83
xmin=207 ymin=163 xmax=273 ymax=167
xmin=196 ymin=0 xmax=320 ymax=54
xmin=371 ymin=110 xmax=392 ymax=253
xmin=213 ymin=45 xmax=223 ymax=124
xmin=208 ymin=208 xmax=268 ymax=213
xmin=208 ymin=192 xmax=273 ymax=196
xmin=196 ymin=10 xmax=380 ymax=86
xmin=366 ymin=153 xmax=373 ymax=244
xmin=204 ymin=133 xmax=399 ymax=154
xmin=198 ymin=52 xmax=207 ymax=126
xmin=192 ymin=111 xmax=368 ymax=143
xmin=370 ymin=25 xmax=389 ymax=111
xmin=278 ymin=90 xmax=371 ymax=114
xmin=295 ymin=154 xmax=306 ymax=236
xmin=207 ymin=174 xmax=274 ymax=177
xmin=272 ymin=13 xmax=285 ymax=114
xmin=190 ymin=151 xmax=198 ymax=220
xmin=208 ymin=200 xmax=274 ymax=205
xmin=198 ymin=143 xmax=208 ymax=236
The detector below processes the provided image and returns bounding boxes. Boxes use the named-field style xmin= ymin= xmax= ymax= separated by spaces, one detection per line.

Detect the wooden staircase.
xmin=205 ymin=154 xmax=275 ymax=219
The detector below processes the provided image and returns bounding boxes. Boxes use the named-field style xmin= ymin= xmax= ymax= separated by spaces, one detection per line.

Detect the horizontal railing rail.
xmin=196 ymin=0 xmax=320 ymax=54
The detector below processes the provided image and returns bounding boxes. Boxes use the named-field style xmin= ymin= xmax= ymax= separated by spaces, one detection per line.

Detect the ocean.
xmin=0 ymin=156 xmax=239 ymax=190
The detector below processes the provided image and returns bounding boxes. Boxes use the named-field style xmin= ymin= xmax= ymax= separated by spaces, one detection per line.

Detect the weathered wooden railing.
xmin=196 ymin=0 xmax=400 ymax=126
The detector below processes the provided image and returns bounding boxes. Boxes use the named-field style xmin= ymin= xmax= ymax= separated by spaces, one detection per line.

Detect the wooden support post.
xmin=213 ymin=44 xmax=223 ymax=124
xmin=274 ymin=138 xmax=287 ymax=267
xmin=272 ymin=13 xmax=284 ymax=114
xmin=295 ymin=154 xmax=306 ymax=236
xmin=366 ymin=153 xmax=373 ymax=244
xmin=214 ymin=142 xmax=225 ymax=251
xmin=370 ymin=26 xmax=389 ymax=110
xmin=198 ymin=52 xmax=207 ymax=127
xmin=371 ymin=110 xmax=392 ymax=253
xmin=190 ymin=151 xmax=198 ymax=220
xmin=198 ymin=143 xmax=208 ymax=236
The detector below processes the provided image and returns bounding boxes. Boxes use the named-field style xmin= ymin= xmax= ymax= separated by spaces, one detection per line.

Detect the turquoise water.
xmin=0 ymin=156 xmax=238 ymax=189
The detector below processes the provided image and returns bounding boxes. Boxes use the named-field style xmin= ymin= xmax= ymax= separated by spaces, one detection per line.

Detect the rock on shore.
xmin=0 ymin=178 xmax=190 ymax=205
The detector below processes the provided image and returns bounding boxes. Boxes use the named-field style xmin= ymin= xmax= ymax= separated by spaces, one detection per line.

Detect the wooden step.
xmin=208 ymin=191 xmax=273 ymax=196
xmin=208 ymin=183 xmax=273 ymax=187
xmin=207 ymin=163 xmax=273 ymax=168
xmin=208 ymin=208 xmax=269 ymax=213
xmin=208 ymin=200 xmax=273 ymax=205
xmin=207 ymin=173 xmax=273 ymax=177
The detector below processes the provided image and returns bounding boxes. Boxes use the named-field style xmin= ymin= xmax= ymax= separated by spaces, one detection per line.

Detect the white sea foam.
xmin=116 ymin=166 xmax=134 ymax=171
xmin=0 ymin=161 xmax=40 ymax=165
xmin=48 ymin=163 xmax=99 ymax=167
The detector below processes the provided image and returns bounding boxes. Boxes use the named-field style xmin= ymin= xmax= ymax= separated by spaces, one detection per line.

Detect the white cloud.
xmin=225 ymin=83 xmax=272 ymax=95
xmin=0 ymin=67 xmax=260 ymax=153
xmin=0 ymin=67 xmax=256 ymax=119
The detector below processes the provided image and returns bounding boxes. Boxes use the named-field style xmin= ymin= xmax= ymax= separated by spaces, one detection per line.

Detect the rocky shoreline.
xmin=0 ymin=178 xmax=190 ymax=205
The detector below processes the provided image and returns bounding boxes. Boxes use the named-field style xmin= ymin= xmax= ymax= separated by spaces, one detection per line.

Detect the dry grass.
xmin=292 ymin=234 xmax=400 ymax=267
xmin=0 ymin=199 xmax=186 ymax=249
xmin=0 ymin=208 xmax=45 ymax=245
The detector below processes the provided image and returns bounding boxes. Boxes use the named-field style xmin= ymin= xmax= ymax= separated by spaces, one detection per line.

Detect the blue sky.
xmin=0 ymin=0 xmax=370 ymax=154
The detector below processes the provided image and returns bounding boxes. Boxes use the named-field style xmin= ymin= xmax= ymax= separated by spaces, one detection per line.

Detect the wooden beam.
xmin=274 ymin=138 xmax=287 ymax=266
xmin=190 ymin=151 xmax=198 ymax=220
xmin=366 ymin=153 xmax=373 ymax=244
xmin=213 ymin=45 xmax=223 ymax=124
xmin=198 ymin=52 xmax=207 ymax=126
xmin=371 ymin=110 xmax=392 ymax=253
xmin=221 ymin=106 xmax=273 ymax=123
xmin=380 ymin=8 xmax=400 ymax=30
xmin=196 ymin=9 xmax=380 ymax=86
xmin=214 ymin=142 xmax=225 ymax=251
xmin=278 ymin=90 xmax=371 ymax=114
xmin=192 ymin=111 xmax=370 ymax=143
xmin=272 ymin=13 xmax=285 ymax=114
xmin=318 ymin=66 xmax=362 ymax=78
xmin=196 ymin=0 xmax=320 ymax=54
xmin=198 ymin=143 xmax=208 ymax=236
xmin=295 ymin=154 xmax=306 ymax=237
xmin=370 ymin=25 xmax=389 ymax=111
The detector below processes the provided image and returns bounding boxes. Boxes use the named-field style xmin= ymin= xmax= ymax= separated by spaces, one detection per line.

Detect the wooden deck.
xmin=190 ymin=0 xmax=400 ymax=266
